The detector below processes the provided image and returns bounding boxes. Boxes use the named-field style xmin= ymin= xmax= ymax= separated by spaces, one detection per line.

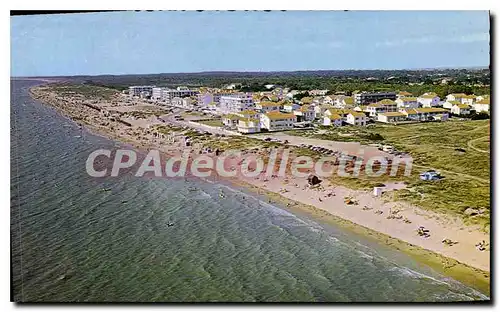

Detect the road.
xmin=160 ymin=110 xmax=241 ymax=136
xmin=467 ymin=136 xmax=490 ymax=154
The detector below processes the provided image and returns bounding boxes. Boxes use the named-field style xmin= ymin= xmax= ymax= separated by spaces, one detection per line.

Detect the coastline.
xmin=229 ymin=179 xmax=490 ymax=296
xmin=26 ymin=82 xmax=490 ymax=295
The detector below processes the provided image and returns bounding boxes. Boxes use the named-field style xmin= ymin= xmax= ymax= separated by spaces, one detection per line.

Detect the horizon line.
xmin=11 ymin=65 xmax=490 ymax=78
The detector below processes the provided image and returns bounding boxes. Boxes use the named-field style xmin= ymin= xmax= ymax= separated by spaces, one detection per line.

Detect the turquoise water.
xmin=10 ymin=80 xmax=488 ymax=302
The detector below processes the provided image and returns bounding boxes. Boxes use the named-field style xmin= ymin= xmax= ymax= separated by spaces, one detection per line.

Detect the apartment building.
xmin=353 ymin=91 xmax=396 ymax=105
xmin=197 ymin=91 xmax=234 ymax=108
xmin=129 ymin=85 xmax=155 ymax=97
xmin=166 ymin=87 xmax=199 ymax=100
xmin=219 ymin=94 xmax=255 ymax=114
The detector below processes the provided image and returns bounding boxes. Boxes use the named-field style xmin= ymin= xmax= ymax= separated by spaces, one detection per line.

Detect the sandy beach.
xmin=28 ymin=83 xmax=490 ymax=293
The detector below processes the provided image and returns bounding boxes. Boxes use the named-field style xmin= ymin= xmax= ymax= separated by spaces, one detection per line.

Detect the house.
xmin=313 ymin=96 xmax=334 ymax=105
xmin=335 ymin=96 xmax=355 ymax=108
xmin=443 ymin=100 xmax=461 ymax=110
xmin=260 ymin=112 xmax=296 ymax=131
xmin=324 ymin=108 xmax=352 ymax=119
xmin=418 ymin=92 xmax=441 ymax=107
xmin=446 ymin=93 xmax=467 ymax=102
xmin=451 ymin=103 xmax=471 ymax=115
xmin=461 ymin=95 xmax=476 ymax=105
xmin=256 ymin=101 xmax=281 ymax=113
xmin=476 ymin=94 xmax=490 ymax=102
xmin=323 ymin=114 xmax=343 ymax=127
xmin=322 ymin=95 xmax=335 ymax=105
xmin=293 ymin=105 xmax=315 ymax=122
xmin=397 ymin=91 xmax=413 ymax=99
xmin=283 ymin=102 xmax=301 ymax=113
xmin=353 ymin=105 xmax=368 ymax=112
xmin=313 ymin=104 xmax=333 ymax=118
xmin=346 ymin=112 xmax=367 ymax=126
xmin=395 ymin=97 xmax=419 ymax=109
xmin=237 ymin=118 xmax=261 ymax=133
xmin=377 ymin=112 xmax=407 ymax=123
xmin=222 ymin=114 xmax=240 ymax=128
xmin=473 ymin=99 xmax=490 ymax=113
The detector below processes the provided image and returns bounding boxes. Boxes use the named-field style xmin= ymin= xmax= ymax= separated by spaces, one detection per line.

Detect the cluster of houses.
xmin=126 ymin=85 xmax=490 ymax=134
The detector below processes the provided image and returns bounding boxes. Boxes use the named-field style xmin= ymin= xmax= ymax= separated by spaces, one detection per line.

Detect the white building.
xmin=260 ymin=112 xmax=296 ymax=131
xmin=451 ymin=104 xmax=471 ymax=115
xmin=395 ymin=97 xmax=419 ymax=109
xmin=401 ymin=108 xmax=449 ymax=121
xmin=323 ymin=114 xmax=343 ymax=127
xmin=151 ymin=87 xmax=164 ymax=101
xmin=377 ymin=112 xmax=407 ymax=123
xmin=473 ymin=99 xmax=490 ymax=113
xmin=129 ymin=86 xmax=155 ymax=97
xmin=237 ymin=118 xmax=261 ymax=133
xmin=443 ymin=100 xmax=461 ymax=110
xmin=293 ymin=105 xmax=315 ymax=122
xmin=346 ymin=112 xmax=367 ymax=126
xmin=219 ymin=94 xmax=255 ymax=114
xmin=446 ymin=93 xmax=467 ymax=103
xmin=418 ymin=92 xmax=441 ymax=107
xmin=170 ymin=97 xmax=183 ymax=108
xmin=365 ymin=100 xmax=397 ymax=117
xmin=460 ymin=95 xmax=476 ymax=105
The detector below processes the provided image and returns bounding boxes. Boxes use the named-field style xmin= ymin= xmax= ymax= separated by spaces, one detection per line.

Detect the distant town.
xmin=124 ymin=84 xmax=490 ymax=134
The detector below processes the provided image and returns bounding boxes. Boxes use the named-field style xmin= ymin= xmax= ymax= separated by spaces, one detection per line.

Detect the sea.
xmin=10 ymin=79 xmax=489 ymax=302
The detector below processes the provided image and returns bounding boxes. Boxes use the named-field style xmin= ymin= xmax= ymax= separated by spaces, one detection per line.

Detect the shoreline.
xmin=25 ymin=82 xmax=490 ymax=295
xmin=229 ymin=179 xmax=490 ymax=296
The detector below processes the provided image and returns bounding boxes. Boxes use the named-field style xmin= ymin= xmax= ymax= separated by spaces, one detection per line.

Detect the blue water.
xmin=10 ymin=80 xmax=488 ymax=302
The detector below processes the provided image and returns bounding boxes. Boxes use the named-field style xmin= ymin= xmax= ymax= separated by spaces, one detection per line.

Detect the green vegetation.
xmin=78 ymin=68 xmax=489 ymax=98
xmin=289 ymin=120 xmax=491 ymax=229
xmin=46 ymin=83 xmax=118 ymax=100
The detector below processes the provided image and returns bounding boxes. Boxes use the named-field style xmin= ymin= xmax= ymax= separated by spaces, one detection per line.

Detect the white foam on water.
xmin=388 ymin=266 xmax=450 ymax=286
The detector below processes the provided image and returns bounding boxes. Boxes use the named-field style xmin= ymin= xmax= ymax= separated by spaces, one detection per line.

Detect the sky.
xmin=11 ymin=10 xmax=490 ymax=76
